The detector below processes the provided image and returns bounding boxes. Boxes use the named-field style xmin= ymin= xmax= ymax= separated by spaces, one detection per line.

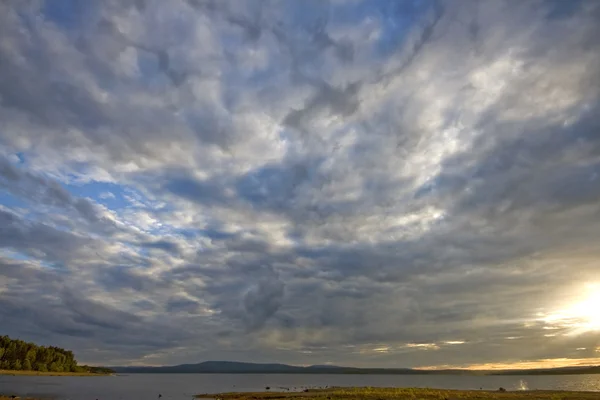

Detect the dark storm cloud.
xmin=62 ymin=289 xmax=142 ymax=330
xmin=282 ymin=81 xmax=361 ymax=131
xmin=243 ymin=272 xmax=285 ymax=330
xmin=163 ymin=175 xmax=229 ymax=207
xmin=0 ymin=209 xmax=92 ymax=263
xmin=166 ymin=296 xmax=201 ymax=314
xmin=0 ymin=260 xmax=132 ymax=338
xmin=0 ymin=52 xmax=109 ymax=130
xmin=1 ymin=0 xmax=600 ymax=368
xmin=445 ymin=106 xmax=600 ymax=217
xmin=139 ymin=239 xmax=182 ymax=255
xmin=0 ymin=258 xmax=208 ymax=360
xmin=96 ymin=265 xmax=169 ymax=293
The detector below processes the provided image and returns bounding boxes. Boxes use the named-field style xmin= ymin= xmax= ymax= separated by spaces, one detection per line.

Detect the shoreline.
xmin=3 ymin=388 xmax=599 ymax=400
xmin=194 ymin=387 xmax=600 ymax=400
xmin=0 ymin=369 xmax=112 ymax=377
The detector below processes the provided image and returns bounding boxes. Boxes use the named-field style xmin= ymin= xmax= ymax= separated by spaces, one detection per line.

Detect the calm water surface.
xmin=1 ymin=373 xmax=599 ymax=400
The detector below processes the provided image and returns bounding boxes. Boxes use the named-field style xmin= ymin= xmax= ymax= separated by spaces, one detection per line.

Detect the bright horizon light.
xmin=417 ymin=357 xmax=600 ymax=371
xmin=568 ymin=290 xmax=600 ymax=331
xmin=541 ymin=284 xmax=600 ymax=334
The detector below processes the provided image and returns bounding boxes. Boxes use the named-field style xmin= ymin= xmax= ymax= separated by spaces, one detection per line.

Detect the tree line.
xmin=0 ymin=335 xmax=112 ymax=373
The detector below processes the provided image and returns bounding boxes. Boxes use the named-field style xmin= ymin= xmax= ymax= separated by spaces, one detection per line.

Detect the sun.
xmin=566 ymin=290 xmax=600 ymax=331
xmin=541 ymin=284 xmax=600 ymax=334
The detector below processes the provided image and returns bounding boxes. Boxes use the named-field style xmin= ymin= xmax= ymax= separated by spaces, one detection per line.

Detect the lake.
xmin=1 ymin=373 xmax=599 ymax=400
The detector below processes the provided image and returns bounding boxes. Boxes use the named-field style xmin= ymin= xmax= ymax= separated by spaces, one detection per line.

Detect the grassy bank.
xmin=0 ymin=369 xmax=111 ymax=376
xmin=1 ymin=397 xmax=39 ymax=400
xmin=0 ymin=396 xmax=38 ymax=400
xmin=195 ymin=387 xmax=600 ymax=400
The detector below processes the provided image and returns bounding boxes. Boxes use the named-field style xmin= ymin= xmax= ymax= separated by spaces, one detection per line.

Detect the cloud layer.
xmin=1 ymin=0 xmax=599 ymax=368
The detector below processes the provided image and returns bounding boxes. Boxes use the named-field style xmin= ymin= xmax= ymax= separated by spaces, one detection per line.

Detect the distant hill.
xmin=111 ymin=361 xmax=410 ymax=374
xmin=306 ymin=364 xmax=345 ymax=369
xmin=110 ymin=361 xmax=600 ymax=375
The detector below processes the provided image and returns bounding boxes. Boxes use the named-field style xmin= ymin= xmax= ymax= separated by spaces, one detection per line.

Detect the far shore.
xmin=0 ymin=369 xmax=112 ymax=377
xmin=194 ymin=387 xmax=600 ymax=400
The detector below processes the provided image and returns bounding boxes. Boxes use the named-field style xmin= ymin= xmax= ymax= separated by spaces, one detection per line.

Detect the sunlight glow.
xmin=417 ymin=357 xmax=600 ymax=371
xmin=568 ymin=290 xmax=600 ymax=331
xmin=541 ymin=284 xmax=600 ymax=334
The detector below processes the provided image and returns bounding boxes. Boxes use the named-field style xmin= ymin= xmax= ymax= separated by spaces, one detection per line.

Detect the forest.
xmin=0 ymin=335 xmax=112 ymax=373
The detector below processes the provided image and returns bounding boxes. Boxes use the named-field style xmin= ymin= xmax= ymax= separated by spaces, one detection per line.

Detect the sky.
xmin=0 ymin=0 xmax=599 ymax=370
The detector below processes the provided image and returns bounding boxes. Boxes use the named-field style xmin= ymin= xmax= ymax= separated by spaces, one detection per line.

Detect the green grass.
xmin=3 ymin=387 xmax=596 ymax=400
xmin=0 ymin=397 xmax=39 ymax=400
xmin=194 ymin=387 xmax=599 ymax=400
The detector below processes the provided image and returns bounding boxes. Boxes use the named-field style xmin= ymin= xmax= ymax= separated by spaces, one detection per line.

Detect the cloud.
xmin=99 ymin=191 xmax=116 ymax=199
xmin=139 ymin=239 xmax=181 ymax=255
xmin=0 ymin=0 xmax=599 ymax=368
xmin=243 ymin=271 xmax=285 ymax=330
xmin=0 ymin=209 xmax=93 ymax=264
xmin=166 ymin=296 xmax=197 ymax=313
xmin=0 ymin=156 xmax=113 ymax=229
